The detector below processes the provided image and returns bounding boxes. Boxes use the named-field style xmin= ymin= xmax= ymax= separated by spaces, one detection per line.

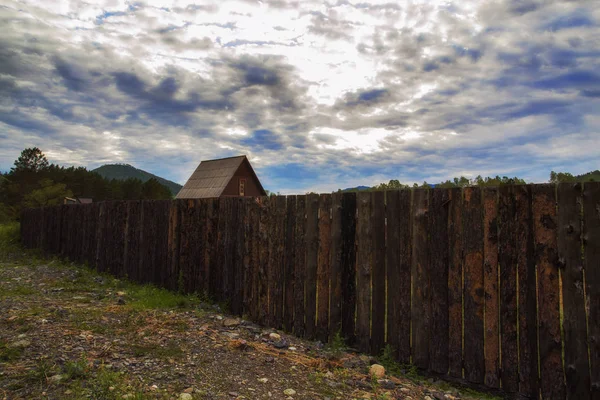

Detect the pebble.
xmin=223 ymin=318 xmax=240 ymax=327
xmin=369 ymin=364 xmax=386 ymax=378
xmin=258 ymin=378 xmax=269 ymax=383
xmin=269 ymin=332 xmax=281 ymax=341
xmin=377 ymin=379 xmax=396 ymax=390
xmin=283 ymin=389 xmax=296 ymax=396
xmin=228 ymin=392 xmax=239 ymax=397
xmin=49 ymin=374 xmax=63 ymax=383
xmin=183 ymin=387 xmax=193 ymax=393
xmin=179 ymin=394 xmax=193 ymax=400
xmin=424 ymin=396 xmax=433 ymax=400
xmin=288 ymin=346 xmax=297 ymax=351
xmin=9 ymin=339 xmax=31 ymax=348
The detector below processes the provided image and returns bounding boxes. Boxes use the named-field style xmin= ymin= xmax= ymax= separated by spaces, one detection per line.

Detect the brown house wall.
xmin=221 ymin=160 xmax=265 ymax=197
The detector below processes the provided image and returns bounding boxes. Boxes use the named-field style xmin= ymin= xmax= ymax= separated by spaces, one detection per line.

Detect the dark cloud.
xmin=241 ymin=129 xmax=283 ymax=150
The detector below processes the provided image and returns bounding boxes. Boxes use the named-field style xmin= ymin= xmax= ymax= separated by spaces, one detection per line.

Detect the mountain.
xmin=342 ymin=185 xmax=371 ymax=192
xmin=92 ymin=164 xmax=182 ymax=196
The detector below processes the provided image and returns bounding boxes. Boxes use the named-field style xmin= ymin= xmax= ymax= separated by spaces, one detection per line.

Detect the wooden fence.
xmin=20 ymin=183 xmax=600 ymax=399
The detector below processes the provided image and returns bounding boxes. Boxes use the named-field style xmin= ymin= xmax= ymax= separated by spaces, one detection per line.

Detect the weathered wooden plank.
xmin=386 ymin=189 xmax=411 ymax=364
xmin=329 ymin=193 xmax=342 ymax=341
xmin=205 ymin=199 xmax=219 ymax=300
xmin=294 ymin=195 xmax=307 ymax=337
xmin=258 ymin=196 xmax=270 ymax=326
xmin=231 ymin=198 xmax=245 ymax=316
xmin=284 ymin=196 xmax=297 ymax=332
xmin=532 ymin=184 xmax=565 ymax=400
xmin=371 ymin=190 xmax=386 ymax=356
xmin=482 ymin=187 xmax=500 ymax=388
xmin=498 ymin=186 xmax=518 ymax=392
xmin=411 ymin=188 xmax=430 ymax=369
xmin=463 ymin=187 xmax=485 ymax=384
xmin=583 ymin=182 xmax=600 ymax=398
xmin=305 ymin=193 xmax=319 ymax=340
xmin=217 ymin=198 xmax=230 ymax=303
xmin=356 ymin=191 xmax=372 ymax=353
xmin=191 ymin=199 xmax=206 ymax=294
xmin=167 ymin=200 xmax=181 ymax=291
xmin=515 ymin=185 xmax=539 ymax=397
xmin=340 ymin=192 xmax=357 ymax=346
xmin=249 ymin=199 xmax=261 ymax=321
xmin=271 ymin=195 xmax=287 ymax=329
xmin=95 ymin=202 xmax=107 ymax=273
xmin=558 ymin=183 xmax=590 ymax=400
xmin=317 ymin=194 xmax=332 ymax=343
xmin=124 ymin=201 xmax=141 ymax=281
xmin=429 ymin=188 xmax=450 ymax=374
xmin=242 ymin=198 xmax=254 ymax=317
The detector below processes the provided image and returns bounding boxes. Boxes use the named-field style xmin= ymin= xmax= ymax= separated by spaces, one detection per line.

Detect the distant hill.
xmin=92 ymin=164 xmax=182 ymax=196
xmin=342 ymin=185 xmax=371 ymax=192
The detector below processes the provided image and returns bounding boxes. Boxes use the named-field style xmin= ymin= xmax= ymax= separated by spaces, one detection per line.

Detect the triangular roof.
xmin=176 ymin=155 xmax=265 ymax=199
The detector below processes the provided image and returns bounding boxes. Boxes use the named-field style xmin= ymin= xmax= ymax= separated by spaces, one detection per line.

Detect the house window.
xmin=239 ymin=178 xmax=246 ymax=196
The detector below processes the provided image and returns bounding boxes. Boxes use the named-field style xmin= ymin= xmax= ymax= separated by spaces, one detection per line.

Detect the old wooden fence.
xmin=20 ymin=183 xmax=600 ymax=399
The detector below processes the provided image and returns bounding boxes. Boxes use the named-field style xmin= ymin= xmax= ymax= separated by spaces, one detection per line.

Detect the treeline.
xmin=0 ymin=148 xmax=172 ymax=222
xmin=344 ymin=170 xmax=599 ymax=193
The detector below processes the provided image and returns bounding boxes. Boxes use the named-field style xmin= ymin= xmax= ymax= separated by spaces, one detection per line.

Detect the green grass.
xmin=0 ymin=340 xmax=25 ymax=362
xmin=0 ymin=222 xmax=21 ymax=260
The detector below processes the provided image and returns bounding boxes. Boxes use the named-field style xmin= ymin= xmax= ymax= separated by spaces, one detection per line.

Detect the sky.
xmin=0 ymin=0 xmax=599 ymax=194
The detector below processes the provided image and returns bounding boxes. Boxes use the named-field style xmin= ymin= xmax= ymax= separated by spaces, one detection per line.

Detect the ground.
xmin=0 ymin=224 xmax=501 ymax=400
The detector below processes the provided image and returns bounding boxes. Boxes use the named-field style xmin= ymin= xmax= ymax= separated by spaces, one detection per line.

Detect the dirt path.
xmin=0 ymin=240 xmax=498 ymax=399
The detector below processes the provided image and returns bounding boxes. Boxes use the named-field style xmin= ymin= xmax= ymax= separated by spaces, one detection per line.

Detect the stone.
xmin=273 ymin=339 xmax=289 ymax=349
xmin=183 ymin=387 xmax=193 ymax=393
xmin=49 ymin=374 xmax=63 ymax=383
xmin=228 ymin=392 xmax=239 ymax=397
xmin=9 ymin=339 xmax=31 ymax=348
xmin=258 ymin=378 xmax=269 ymax=383
xmin=424 ymin=396 xmax=433 ymax=400
xmin=179 ymin=394 xmax=193 ymax=400
xmin=377 ymin=379 xmax=395 ymax=390
xmin=117 ymin=297 xmax=126 ymax=305
xmin=269 ymin=332 xmax=281 ymax=341
xmin=283 ymin=389 xmax=296 ymax=396
xmin=288 ymin=347 xmax=297 ymax=351
xmin=369 ymin=364 xmax=385 ymax=378
xmin=223 ymin=318 xmax=240 ymax=327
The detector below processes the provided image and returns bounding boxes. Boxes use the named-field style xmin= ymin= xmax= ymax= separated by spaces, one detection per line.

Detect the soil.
xmin=0 ymin=250 xmax=498 ymax=400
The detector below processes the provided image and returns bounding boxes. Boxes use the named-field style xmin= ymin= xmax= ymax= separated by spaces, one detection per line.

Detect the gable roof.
xmin=176 ymin=155 xmax=265 ymax=199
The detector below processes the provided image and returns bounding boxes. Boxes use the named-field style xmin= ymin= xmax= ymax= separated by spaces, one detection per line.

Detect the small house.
xmin=176 ymin=155 xmax=267 ymax=199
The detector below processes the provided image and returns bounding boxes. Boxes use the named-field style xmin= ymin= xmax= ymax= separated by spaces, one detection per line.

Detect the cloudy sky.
xmin=1 ymin=0 xmax=599 ymax=193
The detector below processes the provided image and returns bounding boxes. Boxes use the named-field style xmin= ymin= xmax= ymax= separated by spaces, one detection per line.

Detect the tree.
xmin=11 ymin=147 xmax=49 ymax=173
xmin=23 ymin=179 xmax=72 ymax=208
xmin=142 ymin=178 xmax=172 ymax=199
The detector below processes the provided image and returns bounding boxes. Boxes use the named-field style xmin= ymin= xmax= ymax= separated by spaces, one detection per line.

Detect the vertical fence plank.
xmin=219 ymin=198 xmax=232 ymax=303
xmin=340 ymin=192 xmax=357 ymax=345
xmin=271 ymin=196 xmax=286 ymax=328
xmin=305 ymin=193 xmax=319 ymax=340
xmin=284 ymin=196 xmax=297 ymax=332
xmin=371 ymin=190 xmax=386 ymax=356
xmin=533 ymin=184 xmax=565 ymax=400
xmin=583 ymin=182 xmax=600 ymax=398
xmin=462 ymin=187 xmax=485 ymax=384
xmin=294 ymin=195 xmax=306 ymax=337
xmin=206 ymin=199 xmax=219 ymax=300
xmin=95 ymin=202 xmax=107 ymax=273
xmin=258 ymin=196 xmax=270 ymax=326
xmin=232 ymin=198 xmax=245 ymax=316
xmin=124 ymin=201 xmax=141 ymax=281
xmin=167 ymin=200 xmax=181 ymax=291
xmin=412 ymin=188 xmax=430 ymax=369
xmin=558 ymin=183 xmax=590 ymax=400
xmin=448 ymin=188 xmax=463 ymax=378
xmin=516 ymin=185 xmax=539 ymax=397
xmin=356 ymin=191 xmax=372 ymax=353
xmin=386 ymin=189 xmax=411 ymax=364
xmin=429 ymin=188 xmax=450 ymax=374
xmin=329 ymin=193 xmax=342 ymax=341
xmin=482 ymin=187 xmax=500 ymax=388
xmin=193 ymin=199 xmax=207 ymax=294
xmin=317 ymin=194 xmax=332 ymax=343
xmin=498 ymin=186 xmax=519 ymax=392
xmin=178 ymin=200 xmax=192 ymax=293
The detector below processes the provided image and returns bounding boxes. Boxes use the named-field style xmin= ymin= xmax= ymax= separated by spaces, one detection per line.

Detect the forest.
xmin=0 ymin=148 xmax=172 ymax=222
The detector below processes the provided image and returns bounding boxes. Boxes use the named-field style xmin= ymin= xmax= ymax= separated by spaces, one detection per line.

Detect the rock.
xmin=9 ymin=339 xmax=31 ymax=348
xmin=269 ymin=332 xmax=281 ymax=341
xmin=221 ymin=332 xmax=240 ymax=339
xmin=424 ymin=396 xmax=433 ymax=400
xmin=117 ymin=297 xmax=126 ymax=305
xmin=369 ymin=364 xmax=385 ymax=378
xmin=283 ymin=388 xmax=296 ymax=396
xmin=228 ymin=392 xmax=239 ymax=397
xmin=49 ymin=374 xmax=63 ymax=383
xmin=273 ymin=339 xmax=289 ymax=349
xmin=223 ymin=318 xmax=240 ymax=327
xmin=433 ymin=393 xmax=445 ymax=400
xmin=265 ymin=356 xmax=275 ymax=363
xmin=315 ymin=341 xmax=324 ymax=350
xmin=179 ymin=394 xmax=193 ymax=400
xmin=183 ymin=387 xmax=193 ymax=393
xmin=400 ymin=388 xmax=411 ymax=393
xmin=378 ymin=379 xmax=395 ymax=390
xmin=216 ymin=315 xmax=224 ymax=321
xmin=258 ymin=377 xmax=269 ymax=383
xmin=288 ymin=346 xmax=297 ymax=351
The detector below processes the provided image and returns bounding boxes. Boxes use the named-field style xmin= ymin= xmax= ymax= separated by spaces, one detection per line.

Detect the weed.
xmin=0 ymin=341 xmax=24 ymax=362
xmin=326 ymin=330 xmax=347 ymax=358
xmin=0 ymin=285 xmax=37 ymax=298
xmin=127 ymin=284 xmax=195 ymax=310
xmin=27 ymin=358 xmax=56 ymax=385
xmin=63 ymin=356 xmax=89 ymax=380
